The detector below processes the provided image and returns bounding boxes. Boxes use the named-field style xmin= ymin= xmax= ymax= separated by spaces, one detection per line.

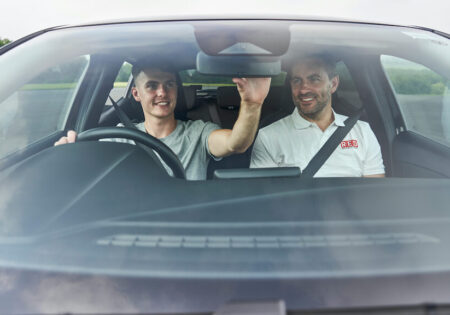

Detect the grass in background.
xmin=21 ymin=82 xmax=128 ymax=90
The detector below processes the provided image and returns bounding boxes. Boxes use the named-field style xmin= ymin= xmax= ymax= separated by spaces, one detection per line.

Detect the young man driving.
xmin=56 ymin=62 xmax=271 ymax=180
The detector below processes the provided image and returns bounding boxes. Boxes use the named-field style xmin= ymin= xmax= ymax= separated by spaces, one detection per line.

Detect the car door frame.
xmin=0 ymin=53 xmax=122 ymax=172
xmin=351 ymin=52 xmax=450 ymax=178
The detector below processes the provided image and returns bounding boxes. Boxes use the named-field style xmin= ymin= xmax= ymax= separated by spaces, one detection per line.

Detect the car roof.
xmin=43 ymin=14 xmax=441 ymax=34
xmin=6 ymin=15 xmax=446 ymax=56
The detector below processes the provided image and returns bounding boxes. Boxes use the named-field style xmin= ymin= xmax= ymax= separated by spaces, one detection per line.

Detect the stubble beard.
xmin=295 ymin=89 xmax=331 ymax=121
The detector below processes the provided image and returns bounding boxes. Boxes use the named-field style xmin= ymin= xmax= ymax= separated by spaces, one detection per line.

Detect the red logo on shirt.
xmin=341 ymin=140 xmax=358 ymax=149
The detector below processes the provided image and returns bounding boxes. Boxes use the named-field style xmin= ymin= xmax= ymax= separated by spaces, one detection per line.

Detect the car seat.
xmin=99 ymin=74 xmax=190 ymax=127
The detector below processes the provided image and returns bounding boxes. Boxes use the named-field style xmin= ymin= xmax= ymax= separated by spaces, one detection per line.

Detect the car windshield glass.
xmin=0 ymin=20 xmax=450 ymax=289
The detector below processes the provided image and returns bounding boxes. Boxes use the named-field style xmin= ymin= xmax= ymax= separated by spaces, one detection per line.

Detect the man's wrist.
xmin=240 ymin=101 xmax=263 ymax=111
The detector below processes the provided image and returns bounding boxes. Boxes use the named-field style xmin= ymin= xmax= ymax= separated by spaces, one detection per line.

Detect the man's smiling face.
xmin=290 ymin=57 xmax=339 ymax=120
xmin=131 ymin=68 xmax=178 ymax=120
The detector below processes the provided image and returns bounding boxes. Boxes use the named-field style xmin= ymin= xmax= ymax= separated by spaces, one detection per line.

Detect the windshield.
xmin=0 ymin=20 xmax=450 ymax=314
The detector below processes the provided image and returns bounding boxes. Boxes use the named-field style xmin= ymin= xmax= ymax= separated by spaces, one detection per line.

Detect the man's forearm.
xmin=226 ymin=103 xmax=262 ymax=153
xmin=208 ymin=77 xmax=270 ymax=157
xmin=208 ymin=103 xmax=262 ymax=157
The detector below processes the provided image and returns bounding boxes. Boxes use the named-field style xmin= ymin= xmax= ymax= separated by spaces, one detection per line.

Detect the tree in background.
xmin=0 ymin=38 xmax=11 ymax=47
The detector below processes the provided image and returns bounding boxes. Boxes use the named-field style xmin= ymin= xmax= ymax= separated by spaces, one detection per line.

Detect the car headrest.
xmin=183 ymin=86 xmax=198 ymax=110
xmin=217 ymin=86 xmax=240 ymax=110
xmin=120 ymin=75 xmax=191 ymax=123
xmin=258 ymin=81 xmax=365 ymax=128
xmin=173 ymin=74 xmax=188 ymax=121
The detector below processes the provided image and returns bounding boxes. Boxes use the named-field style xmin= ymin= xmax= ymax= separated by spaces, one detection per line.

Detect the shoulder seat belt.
xmin=208 ymin=102 xmax=222 ymax=126
xmin=301 ymin=110 xmax=362 ymax=178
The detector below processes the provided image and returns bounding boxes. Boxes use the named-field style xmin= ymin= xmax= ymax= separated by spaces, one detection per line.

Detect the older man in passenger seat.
xmin=250 ymin=54 xmax=385 ymax=177
xmin=56 ymin=62 xmax=271 ymax=180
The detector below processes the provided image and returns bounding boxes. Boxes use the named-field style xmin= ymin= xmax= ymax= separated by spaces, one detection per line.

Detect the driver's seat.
xmin=99 ymin=74 xmax=189 ymax=127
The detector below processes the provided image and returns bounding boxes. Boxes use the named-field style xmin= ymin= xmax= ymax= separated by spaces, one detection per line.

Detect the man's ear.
xmin=131 ymin=87 xmax=140 ymax=102
xmin=330 ymin=75 xmax=339 ymax=94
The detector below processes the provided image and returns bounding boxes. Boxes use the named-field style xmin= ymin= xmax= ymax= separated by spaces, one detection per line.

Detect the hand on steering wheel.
xmin=76 ymin=127 xmax=186 ymax=179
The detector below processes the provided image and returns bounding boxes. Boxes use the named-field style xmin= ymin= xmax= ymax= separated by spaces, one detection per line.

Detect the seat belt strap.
xmin=301 ymin=110 xmax=362 ymax=178
xmin=109 ymin=96 xmax=138 ymax=130
xmin=208 ymin=102 xmax=222 ymax=126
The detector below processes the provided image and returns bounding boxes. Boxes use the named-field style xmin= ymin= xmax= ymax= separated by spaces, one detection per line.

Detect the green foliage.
xmin=385 ymin=68 xmax=447 ymax=95
xmin=179 ymin=70 xmax=287 ymax=86
xmin=179 ymin=71 xmax=234 ymax=85
xmin=21 ymin=83 xmax=78 ymax=90
xmin=431 ymin=82 xmax=446 ymax=95
xmin=29 ymin=56 xmax=89 ymax=84
xmin=0 ymin=37 xmax=11 ymax=47
xmin=115 ymin=62 xmax=132 ymax=82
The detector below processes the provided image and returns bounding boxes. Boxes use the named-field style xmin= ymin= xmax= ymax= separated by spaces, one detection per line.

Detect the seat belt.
xmin=109 ymin=96 xmax=169 ymax=173
xmin=301 ymin=110 xmax=362 ymax=178
xmin=208 ymin=102 xmax=222 ymax=126
xmin=109 ymin=96 xmax=138 ymax=129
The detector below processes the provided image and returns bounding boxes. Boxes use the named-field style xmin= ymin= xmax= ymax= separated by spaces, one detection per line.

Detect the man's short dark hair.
xmin=314 ymin=53 xmax=338 ymax=78
xmin=289 ymin=53 xmax=338 ymax=79
xmin=131 ymin=59 xmax=176 ymax=81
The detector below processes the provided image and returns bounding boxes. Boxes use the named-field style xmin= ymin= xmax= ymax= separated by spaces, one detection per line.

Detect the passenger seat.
xmin=216 ymin=86 xmax=241 ymax=129
xmin=206 ymin=85 xmax=285 ymax=178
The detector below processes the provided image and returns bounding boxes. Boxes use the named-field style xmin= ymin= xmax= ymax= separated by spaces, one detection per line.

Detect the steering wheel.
xmin=77 ymin=127 xmax=186 ymax=179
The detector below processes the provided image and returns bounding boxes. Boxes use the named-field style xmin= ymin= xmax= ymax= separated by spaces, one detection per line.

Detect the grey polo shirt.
xmin=109 ymin=120 xmax=220 ymax=180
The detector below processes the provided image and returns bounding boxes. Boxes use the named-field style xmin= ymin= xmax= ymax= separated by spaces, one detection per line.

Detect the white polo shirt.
xmin=250 ymin=109 xmax=385 ymax=177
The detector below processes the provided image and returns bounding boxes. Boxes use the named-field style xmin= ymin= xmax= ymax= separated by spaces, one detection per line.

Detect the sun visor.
xmin=194 ymin=21 xmax=289 ymax=77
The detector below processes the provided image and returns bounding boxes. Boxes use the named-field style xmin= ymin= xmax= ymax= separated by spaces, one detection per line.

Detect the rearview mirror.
xmin=196 ymin=52 xmax=281 ymax=77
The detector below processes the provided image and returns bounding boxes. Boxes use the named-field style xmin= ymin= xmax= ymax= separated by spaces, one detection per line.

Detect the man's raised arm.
xmin=207 ymin=77 xmax=271 ymax=158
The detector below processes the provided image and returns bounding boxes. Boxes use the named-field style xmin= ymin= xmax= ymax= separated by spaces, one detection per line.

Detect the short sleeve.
xmin=201 ymin=121 xmax=222 ymax=161
xmin=361 ymin=124 xmax=385 ymax=176
xmin=250 ymin=132 xmax=278 ymax=168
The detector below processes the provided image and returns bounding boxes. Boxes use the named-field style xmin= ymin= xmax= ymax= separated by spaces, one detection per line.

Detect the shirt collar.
xmin=290 ymin=108 xmax=347 ymax=129
xmin=333 ymin=111 xmax=347 ymax=127
xmin=290 ymin=108 xmax=312 ymax=129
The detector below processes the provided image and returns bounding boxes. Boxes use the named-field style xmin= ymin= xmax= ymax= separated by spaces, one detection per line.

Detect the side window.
xmin=105 ymin=62 xmax=132 ymax=106
xmin=381 ymin=55 xmax=450 ymax=146
xmin=0 ymin=55 xmax=90 ymax=158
